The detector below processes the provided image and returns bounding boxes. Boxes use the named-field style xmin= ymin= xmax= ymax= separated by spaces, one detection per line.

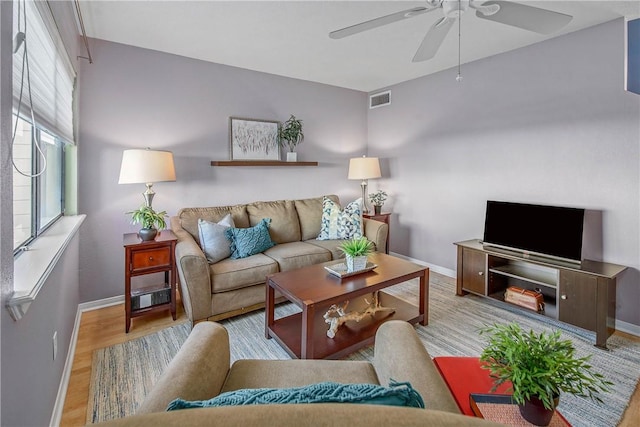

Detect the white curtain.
xmin=12 ymin=0 xmax=76 ymax=144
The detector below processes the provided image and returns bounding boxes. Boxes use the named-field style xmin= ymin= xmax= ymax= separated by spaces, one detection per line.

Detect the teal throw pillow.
xmin=167 ymin=380 xmax=424 ymax=411
xmin=317 ymin=197 xmax=363 ymax=240
xmin=197 ymin=214 xmax=235 ymax=263
xmin=226 ymin=218 xmax=276 ymax=259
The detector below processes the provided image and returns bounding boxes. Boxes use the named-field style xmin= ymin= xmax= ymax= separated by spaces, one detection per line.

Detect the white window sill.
xmin=7 ymin=215 xmax=86 ymax=320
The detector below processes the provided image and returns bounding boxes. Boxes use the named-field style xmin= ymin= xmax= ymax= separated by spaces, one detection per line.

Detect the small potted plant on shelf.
xmin=368 ymin=190 xmax=388 ymax=215
xmin=127 ymin=205 xmax=168 ymax=242
xmin=278 ymin=114 xmax=304 ymax=162
xmin=339 ymin=237 xmax=374 ymax=272
xmin=479 ymin=322 xmax=612 ymax=426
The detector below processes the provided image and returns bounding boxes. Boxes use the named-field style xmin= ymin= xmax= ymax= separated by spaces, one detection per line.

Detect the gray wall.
xmin=1 ymin=3 xmax=84 ymax=425
xmin=368 ymin=19 xmax=640 ymax=327
xmin=77 ymin=39 xmax=368 ymax=302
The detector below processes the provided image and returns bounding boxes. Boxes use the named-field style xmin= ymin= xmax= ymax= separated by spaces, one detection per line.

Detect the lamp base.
xmin=143 ymin=183 xmax=155 ymax=209
xmin=361 ymin=180 xmax=370 ymax=214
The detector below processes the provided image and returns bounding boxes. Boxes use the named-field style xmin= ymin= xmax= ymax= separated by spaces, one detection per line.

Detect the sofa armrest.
xmin=136 ymin=322 xmax=231 ymax=414
xmin=363 ymin=218 xmax=388 ymax=253
xmin=171 ymin=216 xmax=213 ymax=323
xmin=372 ymin=321 xmax=460 ymax=413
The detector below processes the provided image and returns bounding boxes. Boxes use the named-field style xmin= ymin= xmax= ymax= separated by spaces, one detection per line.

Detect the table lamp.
xmin=348 ymin=156 xmax=381 ymax=214
xmin=118 ymin=148 xmax=176 ymax=209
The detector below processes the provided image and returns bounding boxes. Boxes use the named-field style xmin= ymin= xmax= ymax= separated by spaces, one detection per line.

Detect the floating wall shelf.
xmin=211 ymin=161 xmax=318 ymax=167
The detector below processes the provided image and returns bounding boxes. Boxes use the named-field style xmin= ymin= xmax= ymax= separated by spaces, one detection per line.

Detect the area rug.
xmin=88 ymin=274 xmax=640 ymax=426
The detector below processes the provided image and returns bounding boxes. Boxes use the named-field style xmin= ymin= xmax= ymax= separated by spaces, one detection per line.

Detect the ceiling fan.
xmin=329 ymin=0 xmax=573 ymax=62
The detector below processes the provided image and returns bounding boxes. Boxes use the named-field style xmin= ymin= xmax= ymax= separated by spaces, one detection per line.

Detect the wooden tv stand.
xmin=454 ymin=239 xmax=627 ymax=349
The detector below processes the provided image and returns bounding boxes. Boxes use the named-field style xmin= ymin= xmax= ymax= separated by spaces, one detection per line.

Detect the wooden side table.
xmin=363 ymin=212 xmax=390 ymax=254
xmin=123 ymin=230 xmax=177 ymax=333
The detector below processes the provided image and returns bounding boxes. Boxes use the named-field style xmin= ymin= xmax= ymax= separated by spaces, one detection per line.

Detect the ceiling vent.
xmin=369 ymin=91 xmax=391 ymax=109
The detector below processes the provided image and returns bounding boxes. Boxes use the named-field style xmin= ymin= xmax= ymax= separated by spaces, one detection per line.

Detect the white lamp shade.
xmin=118 ymin=149 xmax=176 ymax=184
xmin=348 ymin=156 xmax=381 ymax=180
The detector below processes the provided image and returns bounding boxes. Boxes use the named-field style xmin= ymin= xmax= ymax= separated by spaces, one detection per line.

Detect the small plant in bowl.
xmin=368 ymin=190 xmax=388 ymax=214
xmin=339 ymin=237 xmax=374 ymax=272
xmin=479 ymin=322 xmax=612 ymax=426
xmin=127 ymin=205 xmax=168 ymax=241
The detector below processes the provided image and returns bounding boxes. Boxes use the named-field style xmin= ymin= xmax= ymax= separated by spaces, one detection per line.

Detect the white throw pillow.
xmin=198 ymin=214 xmax=235 ymax=263
xmin=317 ymin=197 xmax=363 ymax=240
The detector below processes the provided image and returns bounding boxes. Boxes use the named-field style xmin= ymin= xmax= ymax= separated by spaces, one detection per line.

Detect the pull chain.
xmin=456 ymin=1 xmax=463 ymax=82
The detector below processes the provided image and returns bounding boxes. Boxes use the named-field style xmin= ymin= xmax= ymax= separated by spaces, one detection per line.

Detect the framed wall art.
xmin=229 ymin=117 xmax=280 ymax=161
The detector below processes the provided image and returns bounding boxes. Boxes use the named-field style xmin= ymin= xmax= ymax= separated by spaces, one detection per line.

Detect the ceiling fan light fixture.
xmin=443 ymin=0 xmax=469 ymax=18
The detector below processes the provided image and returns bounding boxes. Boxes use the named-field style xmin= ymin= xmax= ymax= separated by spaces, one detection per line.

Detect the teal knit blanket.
xmin=167 ymin=380 xmax=424 ymax=411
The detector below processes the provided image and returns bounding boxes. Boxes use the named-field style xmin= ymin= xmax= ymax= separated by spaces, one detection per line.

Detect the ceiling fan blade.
xmin=412 ymin=17 xmax=455 ymax=62
xmin=475 ymin=1 xmax=572 ymax=34
xmin=329 ymin=6 xmax=435 ymax=39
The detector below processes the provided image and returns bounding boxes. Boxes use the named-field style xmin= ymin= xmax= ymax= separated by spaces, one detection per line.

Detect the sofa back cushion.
xmin=177 ymin=205 xmax=250 ymax=245
xmin=247 ymin=200 xmax=300 ymax=244
xmin=295 ymin=195 xmax=339 ymax=241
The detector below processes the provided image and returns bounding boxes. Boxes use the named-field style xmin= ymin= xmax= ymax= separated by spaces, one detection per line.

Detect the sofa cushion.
xmin=198 ymin=214 xmax=234 ymax=263
xmin=178 ymin=205 xmax=249 ymax=245
xmin=210 ymin=255 xmax=279 ymax=293
xmin=317 ymin=197 xmax=363 ymax=240
xmin=263 ymin=242 xmax=331 ymax=272
xmin=305 ymin=239 xmax=359 ymax=260
xmin=167 ymin=381 xmax=424 ymax=411
xmin=226 ymin=218 xmax=276 ymax=259
xmin=247 ymin=200 xmax=301 ymax=244
xmin=294 ymin=195 xmax=339 ymax=241
xmin=221 ymin=360 xmax=380 ymax=393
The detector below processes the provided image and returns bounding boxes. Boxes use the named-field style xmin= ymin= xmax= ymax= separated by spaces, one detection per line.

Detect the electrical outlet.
xmin=52 ymin=331 xmax=58 ymax=361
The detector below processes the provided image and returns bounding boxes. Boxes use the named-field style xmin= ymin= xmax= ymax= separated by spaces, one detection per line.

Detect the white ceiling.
xmin=78 ymin=1 xmax=640 ymax=92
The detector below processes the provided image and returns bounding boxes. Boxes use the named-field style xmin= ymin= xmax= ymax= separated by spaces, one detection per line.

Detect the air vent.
xmin=369 ymin=90 xmax=391 ymax=109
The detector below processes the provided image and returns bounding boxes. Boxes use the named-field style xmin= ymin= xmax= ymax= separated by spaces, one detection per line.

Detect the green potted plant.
xmin=339 ymin=237 xmax=374 ymax=272
xmin=368 ymin=190 xmax=388 ymax=215
xmin=127 ymin=205 xmax=168 ymax=241
xmin=278 ymin=114 xmax=304 ymax=162
xmin=479 ymin=322 xmax=611 ymax=426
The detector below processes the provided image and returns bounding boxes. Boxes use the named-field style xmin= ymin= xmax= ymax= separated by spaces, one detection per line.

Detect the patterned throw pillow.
xmin=197 ymin=214 xmax=235 ymax=263
xmin=317 ymin=197 xmax=363 ymax=240
xmin=226 ymin=218 xmax=276 ymax=259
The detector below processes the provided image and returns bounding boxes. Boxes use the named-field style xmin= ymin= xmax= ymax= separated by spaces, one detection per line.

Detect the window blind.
xmin=12 ymin=0 xmax=76 ymax=144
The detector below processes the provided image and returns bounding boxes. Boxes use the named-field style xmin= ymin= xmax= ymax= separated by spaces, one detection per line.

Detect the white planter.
xmin=346 ymin=255 xmax=368 ymax=272
xmin=286 ymin=152 xmax=298 ymax=162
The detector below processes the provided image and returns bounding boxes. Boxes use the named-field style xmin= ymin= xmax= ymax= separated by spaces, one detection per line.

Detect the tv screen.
xmin=483 ymin=201 xmax=585 ymax=262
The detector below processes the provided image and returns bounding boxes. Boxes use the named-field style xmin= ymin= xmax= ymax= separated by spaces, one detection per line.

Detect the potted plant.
xmin=278 ymin=114 xmax=304 ymax=162
xmin=127 ymin=205 xmax=168 ymax=241
xmin=339 ymin=237 xmax=374 ymax=272
xmin=479 ymin=322 xmax=611 ymax=426
xmin=368 ymin=190 xmax=388 ymax=215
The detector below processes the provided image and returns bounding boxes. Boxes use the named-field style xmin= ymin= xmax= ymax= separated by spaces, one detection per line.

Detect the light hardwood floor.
xmin=61 ymin=298 xmax=639 ymax=426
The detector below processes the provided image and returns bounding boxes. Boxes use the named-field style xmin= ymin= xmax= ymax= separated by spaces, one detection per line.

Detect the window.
xmin=12 ymin=115 xmax=65 ymax=253
xmin=11 ymin=0 xmax=74 ymax=254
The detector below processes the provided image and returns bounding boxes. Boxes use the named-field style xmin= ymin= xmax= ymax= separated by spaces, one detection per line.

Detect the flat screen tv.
xmin=483 ymin=201 xmax=585 ymax=263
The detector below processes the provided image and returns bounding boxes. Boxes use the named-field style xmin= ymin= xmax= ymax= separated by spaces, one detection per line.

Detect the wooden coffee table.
xmin=265 ymin=252 xmax=429 ymax=359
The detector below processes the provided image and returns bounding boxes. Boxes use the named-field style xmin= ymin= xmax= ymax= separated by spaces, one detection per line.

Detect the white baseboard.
xmin=49 ymin=309 xmax=81 ymax=427
xmin=79 ymin=295 xmax=124 ymax=312
xmin=49 ymin=295 xmax=125 ymax=426
xmin=389 ymin=251 xmax=456 ymax=278
xmin=616 ymin=319 xmax=640 ymax=338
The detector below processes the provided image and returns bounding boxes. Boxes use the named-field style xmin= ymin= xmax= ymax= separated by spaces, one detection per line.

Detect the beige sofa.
xmin=96 ymin=321 xmax=502 ymax=427
xmin=170 ymin=195 xmax=389 ymax=324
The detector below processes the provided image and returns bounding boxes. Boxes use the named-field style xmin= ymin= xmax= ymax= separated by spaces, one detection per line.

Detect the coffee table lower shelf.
xmin=267 ymin=291 xmax=421 ymax=359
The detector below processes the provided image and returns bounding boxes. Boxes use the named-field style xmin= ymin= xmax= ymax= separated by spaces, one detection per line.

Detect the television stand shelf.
xmin=454 ymin=239 xmax=627 ymax=349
